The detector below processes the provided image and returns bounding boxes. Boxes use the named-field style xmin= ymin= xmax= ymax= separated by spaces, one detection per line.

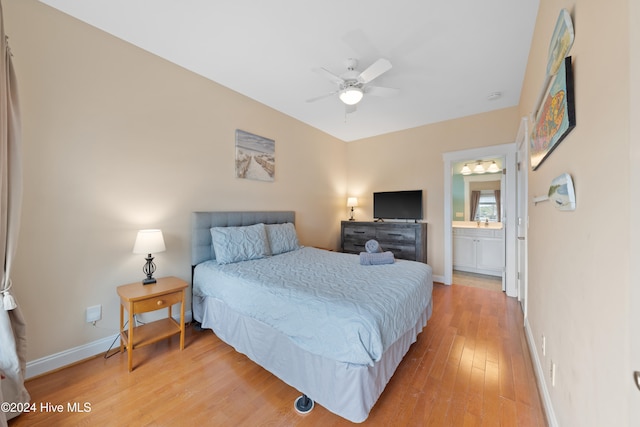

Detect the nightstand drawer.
xmin=133 ymin=291 xmax=182 ymax=314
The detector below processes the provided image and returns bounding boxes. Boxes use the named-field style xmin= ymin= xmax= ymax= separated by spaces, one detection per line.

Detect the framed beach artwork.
xmin=235 ymin=129 xmax=275 ymax=182
xmin=530 ymin=56 xmax=576 ymax=170
xmin=547 ymin=9 xmax=574 ymax=76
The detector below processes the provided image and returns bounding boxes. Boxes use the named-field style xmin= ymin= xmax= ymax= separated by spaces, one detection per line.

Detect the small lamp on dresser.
xmin=133 ymin=229 xmax=166 ymax=284
xmin=347 ymin=197 xmax=358 ymax=221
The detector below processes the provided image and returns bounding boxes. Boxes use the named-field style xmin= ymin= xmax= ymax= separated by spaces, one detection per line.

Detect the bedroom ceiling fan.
xmin=306 ymin=58 xmax=399 ymax=113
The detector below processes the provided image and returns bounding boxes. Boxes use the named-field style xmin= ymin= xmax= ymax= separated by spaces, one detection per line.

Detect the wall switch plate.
xmin=86 ymin=305 xmax=102 ymax=323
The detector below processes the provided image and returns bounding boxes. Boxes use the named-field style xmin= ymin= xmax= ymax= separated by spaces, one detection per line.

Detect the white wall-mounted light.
xmin=461 ymin=160 xmax=502 ymax=175
xmin=339 ymin=87 xmax=363 ymax=105
xmin=487 ymin=161 xmax=500 ymax=173
xmin=473 ymin=162 xmax=486 ymax=174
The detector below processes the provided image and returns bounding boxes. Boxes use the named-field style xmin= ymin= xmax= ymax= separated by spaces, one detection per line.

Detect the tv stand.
xmin=341 ymin=221 xmax=427 ymax=263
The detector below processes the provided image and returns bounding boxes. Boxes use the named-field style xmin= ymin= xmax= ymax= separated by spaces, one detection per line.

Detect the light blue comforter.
xmin=194 ymin=247 xmax=432 ymax=366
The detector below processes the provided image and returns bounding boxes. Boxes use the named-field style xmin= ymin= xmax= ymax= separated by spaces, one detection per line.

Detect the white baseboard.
xmin=26 ymin=311 xmax=192 ymax=379
xmin=25 ymin=334 xmax=118 ymax=379
xmin=433 ymin=274 xmax=445 ymax=284
xmin=524 ymin=317 xmax=558 ymax=427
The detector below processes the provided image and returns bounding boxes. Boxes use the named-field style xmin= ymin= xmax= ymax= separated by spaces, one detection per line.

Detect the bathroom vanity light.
xmin=487 ymin=161 xmax=500 ymax=173
xmin=461 ymin=160 xmax=501 ymax=175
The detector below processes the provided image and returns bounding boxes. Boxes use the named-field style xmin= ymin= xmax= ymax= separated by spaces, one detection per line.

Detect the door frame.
xmin=443 ymin=143 xmax=518 ymax=297
xmin=516 ymin=117 xmax=529 ymax=318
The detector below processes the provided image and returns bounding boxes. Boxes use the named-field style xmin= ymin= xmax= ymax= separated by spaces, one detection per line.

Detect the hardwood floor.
xmin=9 ymin=284 xmax=546 ymax=426
xmin=452 ymin=270 xmax=503 ymax=292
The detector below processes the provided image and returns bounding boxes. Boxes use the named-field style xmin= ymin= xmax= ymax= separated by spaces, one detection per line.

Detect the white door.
xmin=515 ymin=118 xmax=529 ymax=317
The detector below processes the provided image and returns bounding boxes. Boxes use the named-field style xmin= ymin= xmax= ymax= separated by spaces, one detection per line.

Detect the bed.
xmin=191 ymin=211 xmax=433 ymax=423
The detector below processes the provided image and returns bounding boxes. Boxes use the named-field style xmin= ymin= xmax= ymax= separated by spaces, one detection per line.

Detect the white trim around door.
xmin=443 ymin=143 xmax=518 ymax=297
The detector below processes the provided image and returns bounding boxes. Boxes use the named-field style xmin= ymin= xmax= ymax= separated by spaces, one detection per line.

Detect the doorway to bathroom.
xmin=443 ymin=143 xmax=518 ymax=297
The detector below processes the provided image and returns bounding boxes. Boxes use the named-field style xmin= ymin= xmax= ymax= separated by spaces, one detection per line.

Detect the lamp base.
xmin=142 ymin=254 xmax=157 ymax=285
xmin=142 ymin=277 xmax=157 ymax=285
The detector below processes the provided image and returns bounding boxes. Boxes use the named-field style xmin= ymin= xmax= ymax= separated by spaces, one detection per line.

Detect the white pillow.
xmin=265 ymin=222 xmax=300 ymax=255
xmin=210 ymin=223 xmax=270 ymax=264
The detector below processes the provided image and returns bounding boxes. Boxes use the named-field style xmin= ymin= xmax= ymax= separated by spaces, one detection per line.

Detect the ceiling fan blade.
xmin=357 ymin=58 xmax=392 ymax=84
xmin=306 ymin=91 xmax=338 ymax=103
xmin=313 ymin=67 xmax=345 ymax=86
xmin=365 ymin=86 xmax=399 ymax=97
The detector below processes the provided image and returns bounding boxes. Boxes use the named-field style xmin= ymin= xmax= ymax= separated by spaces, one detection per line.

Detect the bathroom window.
xmin=473 ymin=190 xmax=499 ymax=222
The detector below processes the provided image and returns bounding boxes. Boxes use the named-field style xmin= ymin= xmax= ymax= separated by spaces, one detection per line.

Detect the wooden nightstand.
xmin=117 ymin=276 xmax=188 ymax=371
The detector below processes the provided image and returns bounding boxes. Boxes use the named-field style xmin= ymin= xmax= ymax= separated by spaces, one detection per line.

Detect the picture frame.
xmin=530 ymin=56 xmax=576 ymax=170
xmin=235 ymin=129 xmax=275 ymax=182
xmin=547 ymin=9 xmax=574 ymax=76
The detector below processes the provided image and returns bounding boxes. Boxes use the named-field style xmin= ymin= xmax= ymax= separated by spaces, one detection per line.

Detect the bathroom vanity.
xmin=452 ymin=222 xmax=504 ymax=277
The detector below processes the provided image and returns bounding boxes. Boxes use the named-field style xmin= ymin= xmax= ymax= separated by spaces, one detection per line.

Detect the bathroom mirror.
xmin=452 ymin=159 xmax=504 ymax=222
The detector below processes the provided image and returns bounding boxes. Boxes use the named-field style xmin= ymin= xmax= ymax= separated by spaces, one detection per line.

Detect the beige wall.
xmin=519 ymin=1 xmax=632 ymax=425
xmin=5 ymin=0 xmax=346 ymax=361
xmin=345 ymin=107 xmax=520 ymax=278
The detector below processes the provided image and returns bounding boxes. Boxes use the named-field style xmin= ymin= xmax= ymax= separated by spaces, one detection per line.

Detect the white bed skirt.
xmin=193 ymin=295 xmax=432 ymax=423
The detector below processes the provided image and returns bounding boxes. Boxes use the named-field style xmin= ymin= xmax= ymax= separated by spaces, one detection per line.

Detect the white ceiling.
xmin=39 ymin=0 xmax=539 ymax=142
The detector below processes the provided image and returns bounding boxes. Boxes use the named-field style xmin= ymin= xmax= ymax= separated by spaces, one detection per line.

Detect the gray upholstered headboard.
xmin=191 ymin=211 xmax=296 ymax=266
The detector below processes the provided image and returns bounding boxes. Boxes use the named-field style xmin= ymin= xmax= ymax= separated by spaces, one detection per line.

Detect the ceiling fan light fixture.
xmin=339 ymin=87 xmax=363 ymax=105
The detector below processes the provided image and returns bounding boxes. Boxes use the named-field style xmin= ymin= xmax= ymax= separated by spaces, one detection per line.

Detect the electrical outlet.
xmin=542 ymin=335 xmax=546 ymax=357
xmin=550 ymin=360 xmax=556 ymax=387
xmin=86 ymin=305 xmax=102 ymax=323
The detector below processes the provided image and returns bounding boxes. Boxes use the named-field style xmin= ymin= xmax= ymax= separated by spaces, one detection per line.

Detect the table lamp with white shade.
xmin=133 ymin=229 xmax=166 ymax=284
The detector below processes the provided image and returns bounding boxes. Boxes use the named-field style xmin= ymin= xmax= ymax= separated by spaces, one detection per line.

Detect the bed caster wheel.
xmin=294 ymin=394 xmax=314 ymax=414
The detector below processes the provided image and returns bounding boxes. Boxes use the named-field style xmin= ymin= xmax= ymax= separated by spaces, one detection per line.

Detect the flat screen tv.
xmin=373 ymin=190 xmax=423 ymax=221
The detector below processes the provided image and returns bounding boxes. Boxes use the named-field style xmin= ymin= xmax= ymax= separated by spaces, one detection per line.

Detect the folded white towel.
xmin=359 ymin=251 xmax=395 ymax=265
xmin=365 ymin=239 xmax=382 ymax=253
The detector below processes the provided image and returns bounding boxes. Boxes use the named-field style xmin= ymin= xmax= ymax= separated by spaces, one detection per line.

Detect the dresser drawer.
xmin=385 ymin=244 xmax=416 ymax=260
xmin=343 ymin=226 xmax=376 ymax=240
xmin=133 ymin=291 xmax=182 ymax=314
xmin=343 ymin=241 xmax=367 ymax=253
xmin=376 ymin=228 xmax=415 ymax=242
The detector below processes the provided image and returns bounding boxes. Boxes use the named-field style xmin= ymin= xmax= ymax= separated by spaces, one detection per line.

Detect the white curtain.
xmin=0 ymin=2 xmax=29 ymax=425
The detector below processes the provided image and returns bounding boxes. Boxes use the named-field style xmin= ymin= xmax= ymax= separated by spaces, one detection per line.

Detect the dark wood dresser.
xmin=340 ymin=221 xmax=427 ymax=263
